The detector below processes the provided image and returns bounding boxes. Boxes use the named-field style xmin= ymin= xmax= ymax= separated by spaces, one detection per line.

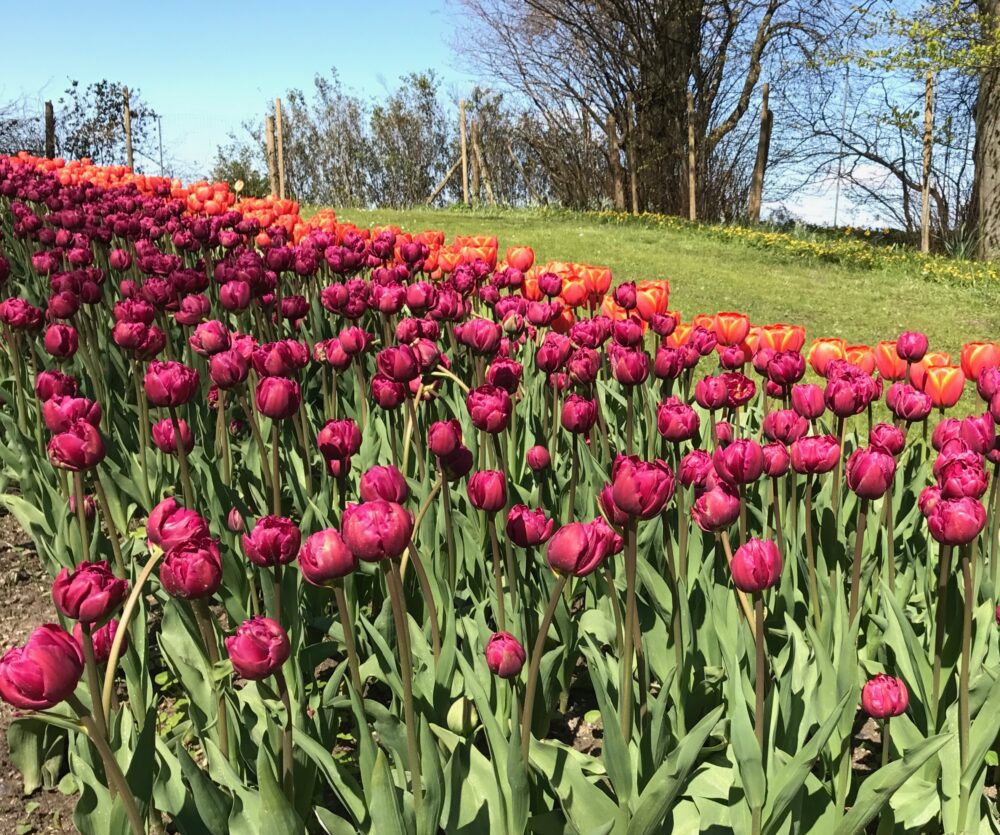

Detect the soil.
xmin=0 ymin=510 xmax=78 ymax=834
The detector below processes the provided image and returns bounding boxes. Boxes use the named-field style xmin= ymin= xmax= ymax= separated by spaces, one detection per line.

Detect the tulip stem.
xmin=66 ymin=694 xmax=145 ymax=835
xmin=605 ymin=565 xmax=624 ymax=658
xmin=4 ymin=332 xmax=29 ymax=435
xmin=217 ymin=391 xmax=232 ymax=486
xmin=92 ymin=477 xmax=125 ymax=578
xmin=102 ymin=551 xmax=164 ymax=718
xmin=832 ymin=417 xmax=846 ymax=521
xmin=521 ymin=573 xmax=568 ymax=764
xmin=753 ymin=591 xmax=766 ymax=751
xmin=803 ymin=475 xmax=821 ymax=630
xmin=442 ymin=479 xmax=457 ymax=594
xmin=383 ymin=560 xmax=422 ymax=814
xmin=80 ymin=624 xmax=109 ymax=740
xmin=404 ymin=397 xmax=426 ymax=483
xmin=333 ymin=583 xmax=364 ymax=694
xmin=849 ymin=498 xmax=870 ymax=624
xmin=770 ymin=477 xmax=784 ymax=566
xmin=168 ymin=406 xmax=194 ymax=507
xmin=488 ymin=515 xmax=507 ymax=632
xmin=990 ymin=461 xmax=1000 ymax=588
xmin=881 ymin=718 xmax=891 ymax=768
xmin=239 ymin=394 xmax=274 ymax=497
xmin=620 ymin=519 xmax=638 ymax=739
xmin=271 ymin=423 xmax=281 ymax=516
xmin=193 ymin=599 xmax=231 ymax=762
xmin=273 ymin=667 xmax=295 ymax=804
xmin=565 ymin=434 xmax=579 ymax=525
xmin=626 ymin=388 xmax=635 ymax=456
xmin=292 ymin=408 xmax=314 ymax=496
xmin=931 ymin=543 xmax=953 ymax=725
xmin=883 ymin=481 xmax=896 ymax=592
xmin=957 ymin=543 xmax=974 ymax=830
xmin=353 ymin=362 xmax=368 ymax=428
xmin=405 ymin=544 xmax=441 ymax=662
xmin=73 ymin=472 xmax=91 ymax=563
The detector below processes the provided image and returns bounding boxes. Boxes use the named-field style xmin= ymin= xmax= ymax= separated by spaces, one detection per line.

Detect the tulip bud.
xmin=870 ymin=423 xmax=905 ymax=457
xmin=467 ymin=470 xmax=507 ymax=513
xmin=52 ymin=560 xmax=128 ymax=624
xmin=546 ymin=518 xmax=623 ymax=577
xmin=846 ymin=448 xmax=896 ymax=499
xmin=147 ymin=498 xmax=210 ymax=551
xmin=485 ymin=631 xmax=526 ymax=679
xmin=861 ymin=674 xmax=909 ymax=718
xmin=927 ymin=497 xmax=987 ymax=545
xmin=255 ymin=376 xmax=301 ymax=420
xmin=428 ymin=419 xmax=463 ymax=457
xmin=144 ymin=360 xmax=200 ymax=408
xmin=317 ymin=419 xmax=362 ymax=462
xmin=730 ymin=538 xmax=782 ymax=592
xmin=505 ymin=504 xmax=555 ymax=547
xmin=713 ymin=440 xmax=765 ymax=485
xmin=762 ymin=443 xmax=790 ymax=477
xmin=526 ymin=445 xmax=551 ymax=471
xmin=790 ymin=384 xmax=825 ymax=420
xmin=466 ymin=385 xmax=512 ymax=434
xmin=227 ymin=507 xmax=245 ymax=533
xmin=342 ymin=500 xmax=413 ymax=561
xmin=43 ymin=324 xmax=79 ymax=360
xmin=896 ymin=332 xmax=929 ymax=363
xmin=226 ymin=617 xmax=290 ymax=680
xmin=241 ymin=515 xmax=301 ymax=567
xmin=359 ymin=465 xmax=409 ymax=503
xmin=298 ymin=528 xmax=358 ymax=586
xmin=610 ymin=455 xmax=675 ymax=519
xmin=159 ymin=538 xmax=223 ymax=599
xmin=68 ymin=493 xmax=97 ymax=521
xmin=151 ymin=417 xmax=194 ymax=455
xmin=657 ymin=397 xmax=700 ymax=442
xmin=691 ymin=485 xmax=741 ymax=532
xmin=0 ymin=625 xmax=83 ymax=709
xmin=439 ymin=446 xmax=474 ymax=481
xmin=561 ymin=394 xmax=598 ymax=434
xmin=695 ymin=376 xmax=728 ymax=410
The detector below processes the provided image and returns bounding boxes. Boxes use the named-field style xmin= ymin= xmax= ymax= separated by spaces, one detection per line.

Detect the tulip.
xmin=763 ymin=410 xmax=808 ymax=445
xmin=506 ymin=247 xmax=534 ymax=272
xmin=909 ymin=352 xmax=951 ymax=391
xmin=159 ymin=538 xmax=224 ymax=599
xmin=657 ymin=397 xmax=700 ymax=442
xmin=52 ymin=560 xmax=128 ymax=624
xmin=691 ymin=485 xmax=741 ymax=532
xmin=723 ymin=372 xmax=756 ymax=408
xmin=611 ymin=455 xmax=675 ymax=519
xmin=690 ymin=326 xmax=718 ymax=356
xmin=487 ymin=357 xmax=523 ymax=392
xmin=790 ymin=435 xmax=840 ymax=475
xmin=0 ymin=625 xmax=83 ymax=710
xmin=762 ymin=443 xmax=790 ymax=477
xmin=298 ymin=528 xmax=358 ymax=586
xmin=440 ymin=446 xmax=475 ymax=481
xmin=467 ymin=470 xmax=507 ymax=513
xmin=730 ymin=538 xmax=782 ymax=592
xmin=526 ymin=445 xmax=551 ymax=471
xmin=68 ymin=493 xmax=97 ymax=522
xmin=923 ymin=366 xmax=965 ymax=409
xmin=485 ymin=631 xmax=526 ymax=679
xmin=886 ymin=382 xmax=932 ymax=423
xmin=791 ymin=383 xmax=825 ymax=420
xmin=189 ymin=320 xmax=231 ymax=356
xmin=243 ymin=516 xmax=302 ymax=567
xmin=679 ymin=449 xmax=715 ymax=488
xmin=896 ymin=332 xmax=929 ymax=363
xmin=714 ymin=311 xmax=750 ymax=347
xmin=961 ymin=342 xmax=1000 ymax=381
xmin=466 ymin=385 xmax=512 ymax=434
xmin=695 ymin=376 xmax=728 ymax=410
xmin=48 ymin=420 xmax=106 ymax=471
xmin=151 ymin=417 xmax=194 ymax=455
xmin=42 ymin=395 xmax=101 ymax=434
xmin=377 ymin=345 xmax=420 ymax=383
xmin=874 ymin=341 xmax=907 ymax=381
xmin=870 ymin=423 xmax=905 ymax=457
xmin=255 ymin=376 xmax=301 ymax=420
xmin=561 ymin=394 xmax=598 ymax=435
xmin=927 ymin=497 xmax=987 ymax=545
xmin=73 ymin=619 xmax=125 ymax=665
xmin=505 ymin=504 xmax=556 ymax=547
xmin=654 ymin=346 xmax=685 ymax=380
xmin=209 ymin=349 xmax=250 ymax=389
xmin=342 ymin=500 xmax=413 ymax=561
xmin=317 ymin=419 xmax=362 ymax=461
xmin=43 ymin=324 xmax=79 ymax=360
xmin=978 ymin=367 xmax=1000 ymax=401
xmin=807 ymin=338 xmax=847 ymax=376
xmin=567 ymin=348 xmax=601 ymax=385
xmin=227 ymin=507 xmax=245 ymax=533
xmin=766 ymin=351 xmax=806 ymax=387
xmin=35 ymin=370 xmax=78 ymax=402
xmin=428 ymin=420 xmax=463 ymax=457
xmin=147 ymin=498 xmax=209 ymax=551
xmin=225 ymin=616 xmax=290 ymax=680
xmin=935 ymin=453 xmax=989 ymax=500
xmin=713 ymin=440 xmax=765 ymax=486
xmin=144 ymin=360 xmax=199 ymax=407
xmin=545 ymin=518 xmax=622 ymax=577
xmin=861 ymin=674 xmax=909 ymax=719
xmin=960 ymin=413 xmax=995 ymax=453
xmin=359 ymin=465 xmax=409 ymax=503
xmin=846 ymin=448 xmax=896 ymax=499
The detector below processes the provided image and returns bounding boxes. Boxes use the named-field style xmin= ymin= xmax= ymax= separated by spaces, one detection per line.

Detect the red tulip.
xmin=35 ymin=370 xmax=78 ymax=402
xmin=791 ymin=383 xmax=825 ymax=420
xmin=43 ymin=324 xmax=78 ymax=360
xmin=526 ymin=445 xmax=551 ymax=471
xmin=730 ymin=538 xmax=782 ymax=592
xmin=561 ymin=394 xmax=598 ymax=434
xmin=255 ymin=376 xmax=301 ymax=420
xmin=846 ymin=448 xmax=896 ymax=499
xmin=926 ymin=497 xmax=986 ymax=545
xmin=342 ymin=501 xmax=413 ymax=561
xmin=935 ymin=451 xmax=989 ymax=499
xmin=428 ymin=420 xmax=463 ymax=457
xmin=151 ymin=417 xmax=194 ymax=455
xmin=317 ymin=419 xmax=362 ymax=462
xmin=359 ymin=465 xmax=409 ymax=503
xmin=870 ymin=423 xmax=905 ymax=457
xmin=790 ymin=435 xmax=840 ymax=475
xmin=466 ymin=385 xmax=512 ymax=434
xmin=42 ymin=396 xmax=101 ymax=434
xmin=242 ymin=516 xmax=301 ymax=567
xmin=695 ymin=376 xmax=728 ymax=410
xmin=52 ymin=560 xmax=127 ymax=624
xmin=144 ymin=360 xmax=199 ymax=407
xmin=545 ymin=518 xmax=622 ymax=577
xmin=0 ymin=625 xmax=83 ymax=710
xmin=485 ymin=631 xmax=526 ymax=679
xmin=762 ymin=443 xmax=790 ymax=477
xmin=763 ymin=410 xmax=808 ymax=445
xmin=861 ymin=674 xmax=909 ymax=718
xmin=298 ymin=528 xmax=358 ymax=586
xmin=506 ymin=247 xmax=534 ymax=273
xmin=159 ymin=538 xmax=223 ymax=599
xmin=505 ymin=504 xmax=555 ymax=547
xmin=209 ymin=349 xmax=250 ymax=389
xmin=189 ymin=321 xmax=231 ymax=357
xmin=886 ymin=383 xmax=932 ymax=423
xmin=713 ymin=440 xmax=765 ymax=486
xmin=226 ymin=617 xmax=290 ymax=680
xmin=73 ymin=619 xmax=125 ymax=665
xmin=657 ymin=397 xmax=700 ymax=442
xmin=691 ymin=485 xmax=741 ymax=532
xmin=48 ymin=420 xmax=106 ymax=471
xmin=147 ymin=498 xmax=209 ymax=551
xmin=896 ymin=332 xmax=928 ymax=363
xmin=467 ymin=470 xmax=507 ymax=513
xmin=611 ymin=454 xmax=675 ymax=519
xmin=679 ymin=449 xmax=715 ymax=488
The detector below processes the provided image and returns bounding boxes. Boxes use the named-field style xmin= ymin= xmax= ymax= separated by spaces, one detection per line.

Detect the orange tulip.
xmin=581 ymin=265 xmax=613 ymax=298
xmin=560 ymin=278 xmax=590 ymax=308
xmin=846 ymin=345 xmax=876 ymax=375
xmin=909 ymin=351 xmax=951 ymax=390
xmin=807 ymin=338 xmax=847 ymax=376
xmin=506 ymin=246 xmax=534 ymax=273
xmin=960 ymin=342 xmax=1000 ymax=381
xmin=634 ymin=280 xmax=670 ymax=321
xmin=666 ymin=323 xmax=693 ymax=348
xmin=713 ymin=311 xmax=750 ymax=347
xmin=551 ymin=307 xmax=575 ymax=334
xmin=873 ymin=341 xmax=907 ymax=381
xmin=693 ymin=314 xmax=715 ymax=331
xmin=923 ymin=366 xmax=966 ymax=408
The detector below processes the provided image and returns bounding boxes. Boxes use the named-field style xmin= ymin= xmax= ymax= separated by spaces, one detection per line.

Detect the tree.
xmin=211 ymin=140 xmax=270 ymax=198
xmin=0 ymin=96 xmax=44 ymax=157
xmin=56 ymin=80 xmax=158 ymax=169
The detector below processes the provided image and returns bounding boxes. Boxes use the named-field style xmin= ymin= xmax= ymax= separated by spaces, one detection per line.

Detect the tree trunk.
xmin=607 ymin=113 xmax=626 ymax=210
xmin=975 ymin=0 xmax=1000 ymax=259
xmin=747 ymin=84 xmax=772 ymax=223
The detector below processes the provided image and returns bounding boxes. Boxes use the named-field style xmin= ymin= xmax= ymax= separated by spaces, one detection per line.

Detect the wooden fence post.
xmin=44 ymin=101 xmax=55 ymax=159
xmin=508 ymin=141 xmax=543 ymax=204
xmin=687 ymin=91 xmax=697 ymax=222
xmin=265 ymin=116 xmax=278 ymax=196
xmin=472 ymin=120 xmax=497 ymax=206
xmin=470 ymin=118 xmax=481 ymax=204
xmin=274 ymin=98 xmax=286 ymax=200
xmin=747 ymin=83 xmax=773 ymax=223
xmin=123 ymin=87 xmax=133 ymax=170
xmin=921 ymin=71 xmax=934 ymax=254
xmin=459 ymin=100 xmax=470 ymax=206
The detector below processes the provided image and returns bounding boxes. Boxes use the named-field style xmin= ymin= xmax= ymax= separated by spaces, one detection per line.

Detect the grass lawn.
xmin=331 ymin=206 xmax=1000 ymax=363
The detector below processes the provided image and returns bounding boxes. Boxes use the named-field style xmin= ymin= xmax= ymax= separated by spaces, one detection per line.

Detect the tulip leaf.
xmin=581 ymin=636 xmax=634 ymax=804
xmin=724 ymin=650 xmax=767 ymax=815
xmin=417 ymin=718 xmax=445 ymax=835
xmin=529 ymin=739 xmax=617 ymax=832
xmin=629 ymin=705 xmax=723 ymax=835
xmin=315 ymin=807 xmax=360 ymax=835
xmin=370 ymin=747 xmax=407 ymax=835
xmin=832 ymin=733 xmax=950 ymax=835
xmin=294 ymin=730 xmax=367 ymax=828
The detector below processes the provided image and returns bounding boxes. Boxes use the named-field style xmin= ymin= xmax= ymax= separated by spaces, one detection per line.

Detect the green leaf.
xmin=175 ymin=743 xmax=233 ymax=834
xmin=315 ymin=807 xmax=359 ymax=835
xmin=529 ymin=740 xmax=617 ymax=832
xmin=762 ymin=691 xmax=853 ymax=835
xmin=581 ymin=638 xmax=633 ymax=804
xmin=833 ymin=734 xmax=950 ymax=835
xmin=294 ymin=731 xmax=367 ymax=828
xmin=418 ymin=719 xmax=445 ymax=835
xmin=506 ymin=695 xmax=529 ymax=835
xmin=255 ymin=744 xmax=305 ymax=834
xmin=7 ymin=717 xmax=65 ymax=795
xmin=629 ymin=705 xmax=723 ymax=835
xmin=724 ymin=651 xmax=766 ymax=814
xmin=370 ymin=747 xmax=407 ymax=835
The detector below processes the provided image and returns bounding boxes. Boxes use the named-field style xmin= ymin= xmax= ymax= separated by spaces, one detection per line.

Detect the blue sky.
xmin=1 ymin=0 xmax=473 ymax=178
